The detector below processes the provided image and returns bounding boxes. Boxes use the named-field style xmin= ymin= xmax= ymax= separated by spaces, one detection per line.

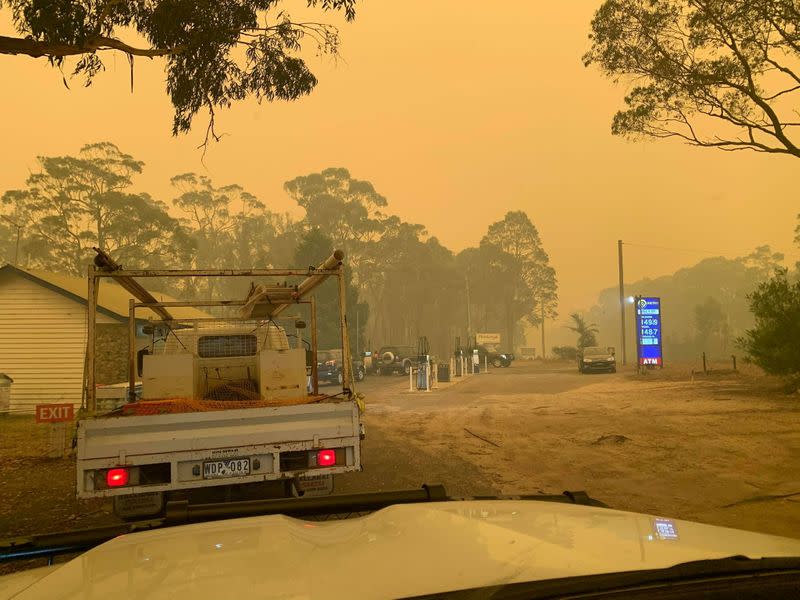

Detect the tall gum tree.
xmin=479 ymin=211 xmax=558 ymax=351
xmin=0 ymin=0 xmax=358 ymax=146
xmin=585 ymin=0 xmax=800 ymax=158
xmin=1 ymin=142 xmax=191 ymax=274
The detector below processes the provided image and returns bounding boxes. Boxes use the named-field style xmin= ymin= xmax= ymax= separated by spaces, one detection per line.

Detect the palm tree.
xmin=567 ymin=313 xmax=599 ymax=349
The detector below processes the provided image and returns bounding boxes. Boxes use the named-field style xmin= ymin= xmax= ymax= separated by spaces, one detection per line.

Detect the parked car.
xmin=376 ymin=345 xmax=419 ymax=375
xmin=317 ymin=349 xmax=366 ymax=385
xmin=578 ymin=346 xmax=617 ymax=373
xmin=471 ymin=344 xmax=514 ymax=368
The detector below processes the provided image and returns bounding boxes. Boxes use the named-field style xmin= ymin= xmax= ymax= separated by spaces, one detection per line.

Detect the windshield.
xmin=1 ymin=0 xmax=799 ymax=590
xmin=583 ymin=347 xmax=609 ymax=356
xmin=198 ymin=335 xmax=258 ymax=358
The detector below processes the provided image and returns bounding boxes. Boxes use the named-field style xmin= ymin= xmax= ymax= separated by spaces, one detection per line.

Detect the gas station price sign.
xmin=635 ymin=297 xmax=663 ymax=366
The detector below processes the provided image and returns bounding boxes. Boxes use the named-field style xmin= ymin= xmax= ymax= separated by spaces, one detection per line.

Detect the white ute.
xmin=75 ymin=249 xmax=363 ymax=519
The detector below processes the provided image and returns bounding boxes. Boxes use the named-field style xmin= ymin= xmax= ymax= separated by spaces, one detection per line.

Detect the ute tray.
xmin=111 ymin=394 xmax=337 ymax=417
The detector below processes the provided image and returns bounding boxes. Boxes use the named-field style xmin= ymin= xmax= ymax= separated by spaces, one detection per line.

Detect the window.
xmin=198 ymin=335 xmax=258 ymax=358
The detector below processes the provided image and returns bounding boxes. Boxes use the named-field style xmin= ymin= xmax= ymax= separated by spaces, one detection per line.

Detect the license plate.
xmin=203 ymin=458 xmax=251 ymax=479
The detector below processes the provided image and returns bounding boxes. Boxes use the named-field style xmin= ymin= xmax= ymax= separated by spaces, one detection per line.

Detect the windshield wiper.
xmin=406 ymin=555 xmax=800 ymax=599
xmin=0 ymin=486 xmax=605 ymax=564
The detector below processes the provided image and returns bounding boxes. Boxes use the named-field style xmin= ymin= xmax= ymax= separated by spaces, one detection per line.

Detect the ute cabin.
xmin=139 ymin=322 xmax=308 ymax=406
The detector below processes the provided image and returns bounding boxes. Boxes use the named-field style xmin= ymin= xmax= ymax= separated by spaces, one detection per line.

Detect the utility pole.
xmin=1 ymin=215 xmax=22 ymax=266
xmin=465 ymin=274 xmax=472 ymax=338
xmin=618 ymin=240 xmax=627 ymax=366
xmin=540 ymin=301 xmax=546 ymax=359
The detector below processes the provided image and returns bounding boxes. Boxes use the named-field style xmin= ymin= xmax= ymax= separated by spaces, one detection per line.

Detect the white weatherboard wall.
xmin=0 ymin=274 xmax=116 ymax=413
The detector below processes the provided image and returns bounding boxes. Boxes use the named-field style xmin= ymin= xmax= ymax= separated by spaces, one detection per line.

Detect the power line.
xmin=623 ymin=241 xmax=800 ymax=259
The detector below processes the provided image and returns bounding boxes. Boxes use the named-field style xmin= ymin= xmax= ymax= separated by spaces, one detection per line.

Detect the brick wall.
xmin=95 ymin=323 xmax=129 ymax=384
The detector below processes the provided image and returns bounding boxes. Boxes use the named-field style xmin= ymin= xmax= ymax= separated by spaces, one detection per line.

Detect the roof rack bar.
xmin=133 ymin=298 xmax=294 ymax=309
xmin=270 ymin=250 xmax=344 ymax=318
xmin=242 ymin=250 xmax=345 ymax=319
xmin=93 ymin=248 xmax=174 ymax=321
xmin=96 ymin=269 xmax=340 ymax=278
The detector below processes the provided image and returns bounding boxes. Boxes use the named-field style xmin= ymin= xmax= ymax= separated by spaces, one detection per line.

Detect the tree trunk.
xmin=505 ymin=300 xmax=516 ymax=352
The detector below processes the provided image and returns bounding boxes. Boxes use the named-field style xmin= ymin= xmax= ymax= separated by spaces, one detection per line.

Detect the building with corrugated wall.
xmin=0 ymin=265 xmax=207 ymax=413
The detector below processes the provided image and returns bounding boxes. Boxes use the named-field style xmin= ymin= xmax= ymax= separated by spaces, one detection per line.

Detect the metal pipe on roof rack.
xmin=311 ymin=296 xmax=318 ymax=395
xmin=136 ymin=302 xmax=313 ymax=325
xmin=92 ymin=248 xmax=174 ymax=322
xmin=128 ymin=299 xmax=136 ymax=402
xmin=86 ymin=265 xmax=97 ymax=415
xmin=270 ymin=250 xmax=344 ymax=318
xmin=139 ymin=315 xmax=305 ymax=325
xmin=135 ymin=300 xmax=249 ymax=308
xmin=97 ymin=269 xmax=340 ymax=278
xmin=133 ymin=294 xmax=293 ymax=309
xmin=296 ymin=249 xmax=345 ymax=297
xmin=93 ymin=247 xmax=342 ymax=320
xmin=136 ymin=294 xmax=297 ymax=312
xmin=337 ymin=261 xmax=352 ymax=390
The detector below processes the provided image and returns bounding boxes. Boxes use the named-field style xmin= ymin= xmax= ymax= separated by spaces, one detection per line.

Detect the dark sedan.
xmin=317 ymin=349 xmax=366 ymax=385
xmin=578 ymin=346 xmax=617 ymax=373
xmin=472 ymin=344 xmax=514 ymax=368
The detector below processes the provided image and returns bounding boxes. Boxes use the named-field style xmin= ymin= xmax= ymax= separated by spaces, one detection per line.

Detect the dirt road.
xmin=345 ymin=362 xmax=800 ymax=538
xmin=1 ymin=361 xmax=798 ymax=566
xmin=350 ymin=364 xmax=596 ymax=410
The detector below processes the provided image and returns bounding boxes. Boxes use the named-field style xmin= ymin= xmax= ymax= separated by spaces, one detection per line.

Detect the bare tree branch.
xmin=763 ymin=56 xmax=800 ymax=86
xmin=588 ymin=0 xmax=800 ymax=159
xmin=0 ymin=35 xmax=179 ymax=59
xmin=762 ymin=83 xmax=800 ymax=101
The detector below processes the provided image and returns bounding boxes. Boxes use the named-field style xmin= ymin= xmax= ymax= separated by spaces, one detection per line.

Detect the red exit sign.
xmin=35 ymin=403 xmax=74 ymax=423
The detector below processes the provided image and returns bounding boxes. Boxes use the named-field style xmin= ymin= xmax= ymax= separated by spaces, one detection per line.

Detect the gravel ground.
xmin=354 ymin=362 xmax=800 ymax=538
xmin=1 ymin=361 xmax=798 ymax=575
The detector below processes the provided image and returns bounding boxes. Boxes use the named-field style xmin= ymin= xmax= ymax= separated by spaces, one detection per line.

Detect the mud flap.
xmin=293 ymin=474 xmax=334 ymax=497
xmin=113 ymin=492 xmax=164 ymax=519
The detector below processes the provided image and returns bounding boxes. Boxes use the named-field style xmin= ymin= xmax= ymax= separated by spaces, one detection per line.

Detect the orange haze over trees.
xmin=1 ymin=2 xmax=799 ymax=350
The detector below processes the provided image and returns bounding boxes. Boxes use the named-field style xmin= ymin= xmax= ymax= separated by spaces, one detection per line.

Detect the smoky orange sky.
xmin=1 ymin=1 xmax=798 ymax=345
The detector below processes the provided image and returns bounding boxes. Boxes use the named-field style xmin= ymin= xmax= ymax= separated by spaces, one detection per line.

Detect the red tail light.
xmin=106 ymin=468 xmax=129 ymax=487
xmin=317 ymin=449 xmax=336 ymax=467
